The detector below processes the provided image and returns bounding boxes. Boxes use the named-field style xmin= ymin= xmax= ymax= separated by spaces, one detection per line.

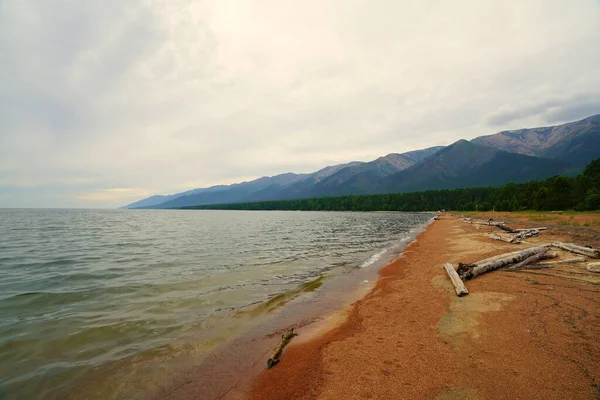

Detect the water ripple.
xmin=0 ymin=209 xmax=431 ymax=399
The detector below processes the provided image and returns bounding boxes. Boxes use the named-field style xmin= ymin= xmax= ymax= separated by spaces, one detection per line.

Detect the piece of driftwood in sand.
xmin=442 ymin=263 xmax=469 ymax=296
xmin=471 ymin=220 xmax=515 ymax=232
xmin=494 ymin=223 xmax=517 ymax=233
xmin=515 ymin=227 xmax=547 ymax=232
xmin=552 ymin=242 xmax=600 ymax=259
xmin=489 ymin=234 xmax=513 ymax=243
xmin=537 ymin=256 xmax=587 ymax=265
xmin=490 ymin=229 xmax=541 ymax=244
xmin=267 ymin=328 xmax=298 ymax=369
xmin=457 ymin=244 xmax=552 ymax=280
xmin=587 ymin=262 xmax=600 ymax=273
xmin=506 ymin=251 xmax=557 ymax=270
xmin=506 ymin=229 xmax=540 ymax=244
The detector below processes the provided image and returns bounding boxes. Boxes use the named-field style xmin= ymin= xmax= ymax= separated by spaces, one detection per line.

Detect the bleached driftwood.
xmin=490 ymin=229 xmax=540 ymax=244
xmin=510 ymin=229 xmax=540 ymax=243
xmin=442 ymin=263 xmax=469 ymax=296
xmin=457 ymin=244 xmax=552 ymax=280
xmin=537 ymin=256 xmax=587 ymax=265
xmin=552 ymin=242 xmax=600 ymax=259
xmin=489 ymin=233 xmax=513 ymax=243
xmin=267 ymin=328 xmax=298 ymax=369
xmin=515 ymin=227 xmax=547 ymax=232
xmin=495 ymin=223 xmax=517 ymax=233
xmin=586 ymin=262 xmax=600 ymax=273
xmin=472 ymin=220 xmax=515 ymax=232
xmin=506 ymin=251 xmax=557 ymax=270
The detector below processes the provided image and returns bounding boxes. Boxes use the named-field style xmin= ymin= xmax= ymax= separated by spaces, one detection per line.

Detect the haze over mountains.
xmin=124 ymin=114 xmax=600 ymax=209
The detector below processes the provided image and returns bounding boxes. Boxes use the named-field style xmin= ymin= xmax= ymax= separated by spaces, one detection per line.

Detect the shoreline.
xmin=154 ymin=215 xmax=434 ymax=400
xmin=248 ymin=214 xmax=600 ymax=399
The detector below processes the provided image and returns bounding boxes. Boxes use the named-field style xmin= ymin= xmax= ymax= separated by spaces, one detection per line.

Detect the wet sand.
xmin=249 ymin=215 xmax=600 ymax=399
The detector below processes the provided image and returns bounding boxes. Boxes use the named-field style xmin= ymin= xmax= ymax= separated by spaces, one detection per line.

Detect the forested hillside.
xmin=182 ymin=158 xmax=600 ymax=212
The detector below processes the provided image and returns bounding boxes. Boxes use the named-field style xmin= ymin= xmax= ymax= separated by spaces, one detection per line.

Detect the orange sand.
xmin=249 ymin=215 xmax=600 ymax=399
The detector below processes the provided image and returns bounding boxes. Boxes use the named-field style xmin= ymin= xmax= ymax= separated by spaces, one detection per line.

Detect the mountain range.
xmin=123 ymin=113 xmax=600 ymax=209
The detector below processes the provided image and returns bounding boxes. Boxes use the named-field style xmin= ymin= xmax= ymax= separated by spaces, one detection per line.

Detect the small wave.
xmin=359 ymin=247 xmax=389 ymax=268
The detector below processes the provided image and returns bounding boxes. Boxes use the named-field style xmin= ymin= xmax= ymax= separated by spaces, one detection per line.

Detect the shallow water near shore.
xmin=0 ymin=209 xmax=432 ymax=399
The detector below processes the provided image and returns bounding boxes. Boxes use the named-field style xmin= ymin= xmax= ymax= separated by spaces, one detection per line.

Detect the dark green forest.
xmin=181 ymin=158 xmax=600 ymax=212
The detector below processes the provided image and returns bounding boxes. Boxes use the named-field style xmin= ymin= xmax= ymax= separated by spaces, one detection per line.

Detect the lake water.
xmin=0 ymin=209 xmax=432 ymax=399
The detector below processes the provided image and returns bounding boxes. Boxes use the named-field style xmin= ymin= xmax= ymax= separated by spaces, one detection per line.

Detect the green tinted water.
xmin=0 ymin=209 xmax=431 ymax=399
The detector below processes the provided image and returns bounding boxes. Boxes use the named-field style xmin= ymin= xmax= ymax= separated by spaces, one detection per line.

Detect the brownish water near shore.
xmin=249 ymin=215 xmax=600 ymax=399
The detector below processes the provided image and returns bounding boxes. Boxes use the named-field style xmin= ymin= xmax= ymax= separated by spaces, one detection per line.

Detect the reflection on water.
xmin=0 ymin=209 xmax=431 ymax=399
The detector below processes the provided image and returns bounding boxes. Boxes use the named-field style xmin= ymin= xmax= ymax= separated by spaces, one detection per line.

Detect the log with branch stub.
xmin=267 ymin=328 xmax=298 ymax=369
xmin=457 ymin=244 xmax=552 ymax=280
xmin=442 ymin=263 xmax=469 ymax=296
xmin=552 ymin=242 xmax=600 ymax=259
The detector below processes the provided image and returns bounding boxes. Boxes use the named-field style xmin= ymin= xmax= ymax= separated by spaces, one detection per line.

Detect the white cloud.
xmin=1 ymin=0 xmax=599 ymax=207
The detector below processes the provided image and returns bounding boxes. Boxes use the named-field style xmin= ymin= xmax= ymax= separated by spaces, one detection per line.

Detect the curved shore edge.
xmin=247 ymin=214 xmax=600 ymax=400
xmin=152 ymin=215 xmax=435 ymax=400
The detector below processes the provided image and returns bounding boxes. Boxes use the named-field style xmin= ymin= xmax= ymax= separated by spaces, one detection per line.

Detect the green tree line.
xmin=182 ymin=158 xmax=600 ymax=212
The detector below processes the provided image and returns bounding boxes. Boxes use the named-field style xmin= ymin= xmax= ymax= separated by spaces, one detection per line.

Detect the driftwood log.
xmin=490 ymin=229 xmax=541 ymax=244
xmin=457 ymin=244 xmax=552 ymax=280
xmin=442 ymin=263 xmax=469 ymax=296
xmin=537 ymin=256 xmax=587 ymax=265
xmin=506 ymin=251 xmax=557 ymax=270
xmin=495 ymin=223 xmax=516 ymax=233
xmin=489 ymin=234 xmax=513 ymax=243
xmin=510 ymin=229 xmax=540 ymax=243
xmin=587 ymin=262 xmax=600 ymax=273
xmin=267 ymin=328 xmax=298 ymax=369
xmin=552 ymin=242 xmax=600 ymax=259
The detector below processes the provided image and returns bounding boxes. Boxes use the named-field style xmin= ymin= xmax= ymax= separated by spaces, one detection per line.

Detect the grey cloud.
xmin=544 ymin=100 xmax=600 ymax=123
xmin=1 ymin=0 xmax=600 ymax=208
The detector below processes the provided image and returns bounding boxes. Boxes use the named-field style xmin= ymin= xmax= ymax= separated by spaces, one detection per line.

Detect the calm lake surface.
xmin=0 ymin=209 xmax=432 ymax=399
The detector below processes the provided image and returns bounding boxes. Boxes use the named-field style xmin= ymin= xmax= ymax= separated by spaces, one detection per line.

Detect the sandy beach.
xmin=249 ymin=214 xmax=600 ymax=399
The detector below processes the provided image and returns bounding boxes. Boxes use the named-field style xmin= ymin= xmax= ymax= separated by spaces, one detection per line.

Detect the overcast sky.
xmin=1 ymin=0 xmax=600 ymax=208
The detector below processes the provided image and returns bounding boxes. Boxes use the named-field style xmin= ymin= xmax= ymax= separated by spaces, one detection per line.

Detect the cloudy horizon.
xmin=1 ymin=0 xmax=600 ymax=208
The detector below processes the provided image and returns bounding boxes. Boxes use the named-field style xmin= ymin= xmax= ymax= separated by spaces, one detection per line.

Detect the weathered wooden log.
xmin=514 ymin=227 xmax=547 ymax=232
xmin=495 ymin=223 xmax=516 ymax=233
xmin=537 ymin=256 xmax=587 ymax=265
xmin=473 ymin=220 xmax=503 ymax=225
xmin=506 ymin=251 xmax=557 ymax=270
xmin=586 ymin=262 xmax=600 ymax=273
xmin=490 ymin=234 xmax=513 ymax=243
xmin=458 ymin=244 xmax=552 ymax=280
xmin=267 ymin=328 xmax=298 ymax=369
xmin=507 ymin=264 xmax=554 ymax=271
xmin=442 ymin=263 xmax=469 ymax=296
xmin=509 ymin=229 xmax=539 ymax=243
xmin=552 ymin=242 xmax=600 ymax=259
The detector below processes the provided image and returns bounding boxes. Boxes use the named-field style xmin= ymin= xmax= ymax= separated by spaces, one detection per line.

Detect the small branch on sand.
xmin=442 ymin=263 xmax=469 ymax=296
xmin=552 ymin=242 xmax=600 ymax=259
xmin=267 ymin=328 xmax=298 ymax=369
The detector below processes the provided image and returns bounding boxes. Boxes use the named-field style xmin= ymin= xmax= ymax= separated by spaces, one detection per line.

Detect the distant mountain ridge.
xmin=472 ymin=114 xmax=600 ymax=168
xmin=123 ymin=113 xmax=600 ymax=209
